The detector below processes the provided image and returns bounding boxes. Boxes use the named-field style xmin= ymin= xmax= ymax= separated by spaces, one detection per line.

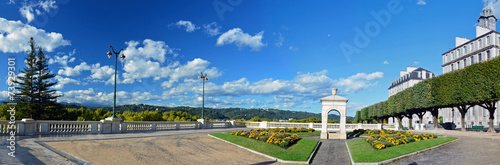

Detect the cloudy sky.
xmin=0 ymin=0 xmax=497 ymax=116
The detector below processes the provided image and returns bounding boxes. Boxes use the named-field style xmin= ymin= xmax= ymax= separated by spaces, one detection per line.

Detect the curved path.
xmin=391 ymin=130 xmax=500 ymax=165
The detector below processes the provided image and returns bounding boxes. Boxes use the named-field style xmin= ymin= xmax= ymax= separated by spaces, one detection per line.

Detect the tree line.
xmin=355 ymin=56 xmax=500 ymax=132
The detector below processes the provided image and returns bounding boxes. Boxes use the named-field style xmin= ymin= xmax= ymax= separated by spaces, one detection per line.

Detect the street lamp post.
xmin=199 ymin=72 xmax=208 ymax=120
xmin=107 ymin=46 xmax=126 ymax=119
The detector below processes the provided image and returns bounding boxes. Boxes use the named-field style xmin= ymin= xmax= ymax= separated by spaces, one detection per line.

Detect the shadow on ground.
xmin=0 ymin=136 xmax=45 ymax=164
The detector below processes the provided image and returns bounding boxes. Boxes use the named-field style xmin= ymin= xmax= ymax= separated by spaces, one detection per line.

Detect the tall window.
xmin=487 ymin=50 xmax=490 ymax=60
xmin=488 ymin=36 xmax=491 ymax=45
xmin=464 ymin=46 xmax=468 ymax=54
xmin=471 ymin=43 xmax=475 ymax=51
xmin=479 ymin=53 xmax=482 ymax=62
xmin=458 ymin=61 xmax=461 ymax=69
xmin=451 ymin=52 xmax=455 ymax=60
xmin=471 ymin=56 xmax=475 ymax=64
xmin=479 ymin=39 xmax=483 ymax=48
xmin=464 ymin=59 xmax=467 ymax=67
xmin=458 ymin=49 xmax=461 ymax=57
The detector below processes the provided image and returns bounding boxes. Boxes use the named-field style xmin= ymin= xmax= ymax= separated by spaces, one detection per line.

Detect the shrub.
xmin=364 ymin=129 xmax=437 ymax=150
xmin=230 ymin=128 xmax=309 ymax=148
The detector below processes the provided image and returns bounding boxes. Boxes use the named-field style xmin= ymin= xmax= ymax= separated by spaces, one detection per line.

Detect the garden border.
xmin=346 ymin=137 xmax=461 ymax=165
xmin=208 ymin=134 xmax=321 ymax=164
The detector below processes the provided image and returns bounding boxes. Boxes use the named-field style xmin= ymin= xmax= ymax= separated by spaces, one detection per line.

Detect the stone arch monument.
xmin=320 ymin=88 xmax=348 ymax=139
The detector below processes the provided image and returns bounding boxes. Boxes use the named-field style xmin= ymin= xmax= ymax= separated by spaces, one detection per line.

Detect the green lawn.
xmin=211 ymin=132 xmax=319 ymax=161
xmin=348 ymin=136 xmax=457 ymax=162
xmin=291 ymin=131 xmax=321 ymax=136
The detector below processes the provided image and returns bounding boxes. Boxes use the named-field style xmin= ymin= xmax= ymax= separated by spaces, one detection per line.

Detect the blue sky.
xmin=0 ymin=0 xmax=497 ymax=117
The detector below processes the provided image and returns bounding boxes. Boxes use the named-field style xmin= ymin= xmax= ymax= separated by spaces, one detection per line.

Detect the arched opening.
xmin=326 ymin=109 xmax=342 ymax=139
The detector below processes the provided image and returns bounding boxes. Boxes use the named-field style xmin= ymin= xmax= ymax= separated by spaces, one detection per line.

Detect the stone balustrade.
xmin=233 ymin=121 xmax=386 ymax=131
xmin=0 ymin=119 xmax=390 ymax=136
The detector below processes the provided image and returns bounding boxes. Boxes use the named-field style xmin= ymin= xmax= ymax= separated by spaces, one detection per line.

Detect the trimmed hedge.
xmin=357 ymin=57 xmax=500 ymax=125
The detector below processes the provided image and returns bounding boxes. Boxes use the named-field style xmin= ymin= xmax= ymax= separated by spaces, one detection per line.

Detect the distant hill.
xmin=68 ymin=104 xmax=352 ymax=121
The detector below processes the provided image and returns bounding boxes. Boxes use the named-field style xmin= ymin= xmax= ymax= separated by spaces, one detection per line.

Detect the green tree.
xmin=13 ymin=38 xmax=60 ymax=119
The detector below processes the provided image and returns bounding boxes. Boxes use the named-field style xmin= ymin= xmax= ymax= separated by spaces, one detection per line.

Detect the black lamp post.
xmin=106 ymin=46 xmax=125 ymax=119
xmin=199 ymin=72 xmax=208 ymax=120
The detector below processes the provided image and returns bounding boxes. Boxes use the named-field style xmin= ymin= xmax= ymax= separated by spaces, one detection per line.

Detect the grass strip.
xmin=211 ymin=132 xmax=318 ymax=161
xmin=348 ymin=135 xmax=457 ymax=162
xmin=290 ymin=131 xmax=321 ymax=136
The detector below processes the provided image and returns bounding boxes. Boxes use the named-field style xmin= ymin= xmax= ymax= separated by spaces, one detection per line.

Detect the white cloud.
xmin=216 ymin=28 xmax=266 ymax=51
xmin=19 ymin=0 xmax=57 ymax=23
xmin=58 ymin=62 xmax=91 ymax=76
xmin=413 ymin=61 xmax=420 ymax=65
xmin=57 ymin=88 xmax=163 ymax=106
xmin=49 ymin=49 xmax=76 ymax=66
xmin=8 ymin=0 xmax=15 ymax=5
xmin=120 ymin=39 xmax=218 ymax=85
xmin=417 ymin=0 xmax=426 ymax=5
xmin=0 ymin=17 xmax=70 ymax=53
xmin=0 ymin=91 xmax=8 ymax=101
xmin=174 ymin=20 xmax=199 ymax=32
xmin=203 ymin=22 xmax=221 ymax=36
xmin=89 ymin=63 xmax=114 ymax=80
xmin=275 ymin=33 xmax=284 ymax=47
xmin=19 ymin=5 xmax=34 ymax=23
xmin=289 ymin=46 xmax=298 ymax=52
xmin=54 ymin=75 xmax=80 ymax=89
xmin=333 ymin=72 xmax=383 ymax=94
xmin=383 ymin=60 xmax=389 ymax=64
xmin=347 ymin=102 xmax=367 ymax=112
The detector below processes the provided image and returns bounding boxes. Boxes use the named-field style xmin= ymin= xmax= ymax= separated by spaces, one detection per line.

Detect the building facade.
xmin=388 ymin=67 xmax=435 ymax=129
xmin=440 ymin=6 xmax=500 ymax=128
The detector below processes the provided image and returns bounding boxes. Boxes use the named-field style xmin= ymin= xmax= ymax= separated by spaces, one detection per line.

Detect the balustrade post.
xmin=152 ymin=123 xmax=157 ymax=131
xmin=100 ymin=120 xmax=112 ymax=134
xmin=260 ymin=121 xmax=268 ymax=129
xmin=90 ymin=123 xmax=98 ymax=133
xmin=21 ymin=119 xmax=36 ymax=135
xmin=39 ymin=122 xmax=49 ymax=134
xmin=309 ymin=123 xmax=314 ymax=129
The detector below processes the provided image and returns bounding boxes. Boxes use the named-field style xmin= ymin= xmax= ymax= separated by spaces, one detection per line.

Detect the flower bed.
xmin=229 ymin=128 xmax=314 ymax=148
xmin=360 ymin=129 xmax=436 ymax=150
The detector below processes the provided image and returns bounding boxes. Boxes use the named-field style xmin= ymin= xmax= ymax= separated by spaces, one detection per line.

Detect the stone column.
xmin=339 ymin=111 xmax=347 ymax=139
xmin=321 ymin=110 xmax=328 ymax=139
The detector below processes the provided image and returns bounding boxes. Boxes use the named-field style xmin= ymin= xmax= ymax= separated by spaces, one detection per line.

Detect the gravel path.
xmin=390 ymin=130 xmax=500 ymax=165
xmin=47 ymin=133 xmax=285 ymax=165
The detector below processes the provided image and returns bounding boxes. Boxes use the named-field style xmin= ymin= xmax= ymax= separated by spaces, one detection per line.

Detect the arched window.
xmin=464 ymin=46 xmax=468 ymax=54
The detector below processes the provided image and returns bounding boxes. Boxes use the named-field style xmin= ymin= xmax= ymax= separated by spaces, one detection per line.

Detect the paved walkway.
xmin=390 ymin=130 xmax=500 ymax=165
xmin=308 ymin=136 xmax=351 ymax=165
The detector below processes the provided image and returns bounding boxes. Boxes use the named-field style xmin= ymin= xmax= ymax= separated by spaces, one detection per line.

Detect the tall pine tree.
xmin=13 ymin=38 xmax=60 ymax=119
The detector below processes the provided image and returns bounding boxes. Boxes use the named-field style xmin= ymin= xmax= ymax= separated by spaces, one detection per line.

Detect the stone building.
xmin=439 ymin=6 xmax=500 ymax=129
xmin=388 ymin=67 xmax=435 ymax=129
